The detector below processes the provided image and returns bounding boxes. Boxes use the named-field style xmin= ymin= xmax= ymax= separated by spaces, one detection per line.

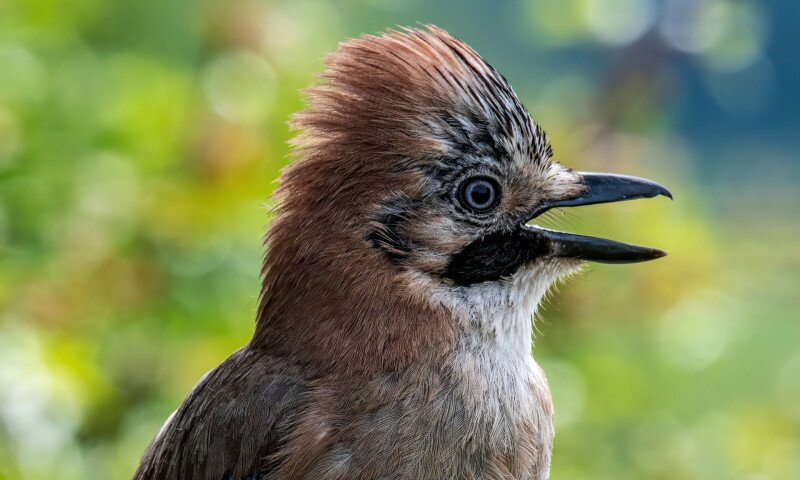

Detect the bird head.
xmin=258 ymin=26 xmax=669 ymax=364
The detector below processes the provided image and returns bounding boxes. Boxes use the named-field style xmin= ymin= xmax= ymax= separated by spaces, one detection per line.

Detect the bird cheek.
xmin=406 ymin=215 xmax=470 ymax=254
xmin=400 ymin=215 xmax=473 ymax=274
xmin=405 ymin=251 xmax=451 ymax=277
xmin=503 ymin=173 xmax=548 ymax=220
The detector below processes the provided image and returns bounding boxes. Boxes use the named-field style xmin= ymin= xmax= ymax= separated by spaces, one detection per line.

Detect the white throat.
xmin=434 ymin=262 xmax=574 ymax=356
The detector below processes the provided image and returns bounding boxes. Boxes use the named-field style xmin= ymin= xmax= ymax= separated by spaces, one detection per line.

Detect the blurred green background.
xmin=1 ymin=0 xmax=798 ymax=478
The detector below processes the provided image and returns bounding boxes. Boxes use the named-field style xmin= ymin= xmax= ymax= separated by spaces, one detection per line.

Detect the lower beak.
xmin=523 ymin=172 xmax=672 ymax=264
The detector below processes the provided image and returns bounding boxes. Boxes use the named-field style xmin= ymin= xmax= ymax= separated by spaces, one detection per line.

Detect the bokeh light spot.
xmin=203 ymin=52 xmax=278 ymax=125
xmin=0 ymin=43 xmax=48 ymax=107
xmin=582 ymin=0 xmax=655 ymax=46
xmin=658 ymin=294 xmax=742 ymax=370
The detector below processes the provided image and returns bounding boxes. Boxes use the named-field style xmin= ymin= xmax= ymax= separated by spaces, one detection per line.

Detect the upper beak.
xmin=523 ymin=172 xmax=672 ymax=264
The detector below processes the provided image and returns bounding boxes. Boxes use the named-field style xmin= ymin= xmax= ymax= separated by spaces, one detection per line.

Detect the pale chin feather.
xmin=428 ymin=258 xmax=585 ymax=353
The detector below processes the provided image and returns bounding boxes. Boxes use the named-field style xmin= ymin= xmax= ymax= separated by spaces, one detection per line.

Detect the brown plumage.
xmin=134 ymin=25 xmax=670 ymax=480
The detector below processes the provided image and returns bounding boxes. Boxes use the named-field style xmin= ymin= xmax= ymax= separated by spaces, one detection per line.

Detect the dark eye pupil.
xmin=462 ymin=178 xmax=497 ymax=211
xmin=468 ymin=182 xmax=492 ymax=206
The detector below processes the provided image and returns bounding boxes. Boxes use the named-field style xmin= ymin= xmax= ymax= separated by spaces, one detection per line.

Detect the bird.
xmin=133 ymin=25 xmax=671 ymax=480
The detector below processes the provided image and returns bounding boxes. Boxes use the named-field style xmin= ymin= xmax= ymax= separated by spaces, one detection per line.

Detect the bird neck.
xmin=251 ymin=215 xmax=456 ymax=374
xmin=434 ymin=265 xmax=558 ymax=359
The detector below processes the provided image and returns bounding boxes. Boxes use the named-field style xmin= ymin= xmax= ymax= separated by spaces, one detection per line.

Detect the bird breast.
xmin=310 ymin=266 xmax=559 ymax=479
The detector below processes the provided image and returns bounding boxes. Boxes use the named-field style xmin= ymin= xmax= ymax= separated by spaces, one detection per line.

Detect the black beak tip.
xmin=651 ymin=248 xmax=668 ymax=259
xmin=632 ymin=246 xmax=668 ymax=262
xmin=608 ymin=245 xmax=668 ymax=264
xmin=608 ymin=245 xmax=668 ymax=263
xmin=632 ymin=178 xmax=672 ymax=201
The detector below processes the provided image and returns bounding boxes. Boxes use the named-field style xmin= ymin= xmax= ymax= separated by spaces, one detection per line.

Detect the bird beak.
xmin=523 ymin=172 xmax=672 ymax=264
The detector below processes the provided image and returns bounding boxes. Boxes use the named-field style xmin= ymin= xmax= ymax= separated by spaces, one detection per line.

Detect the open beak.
xmin=523 ymin=172 xmax=672 ymax=264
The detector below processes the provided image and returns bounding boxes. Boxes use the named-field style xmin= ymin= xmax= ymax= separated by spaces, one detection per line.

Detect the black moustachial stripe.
xmin=443 ymin=229 xmax=547 ymax=286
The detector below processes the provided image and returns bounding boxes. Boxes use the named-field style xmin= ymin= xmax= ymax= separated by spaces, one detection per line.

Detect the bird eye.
xmin=458 ymin=177 xmax=500 ymax=212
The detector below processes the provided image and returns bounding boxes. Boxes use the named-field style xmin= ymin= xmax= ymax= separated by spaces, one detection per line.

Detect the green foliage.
xmin=0 ymin=0 xmax=797 ymax=478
